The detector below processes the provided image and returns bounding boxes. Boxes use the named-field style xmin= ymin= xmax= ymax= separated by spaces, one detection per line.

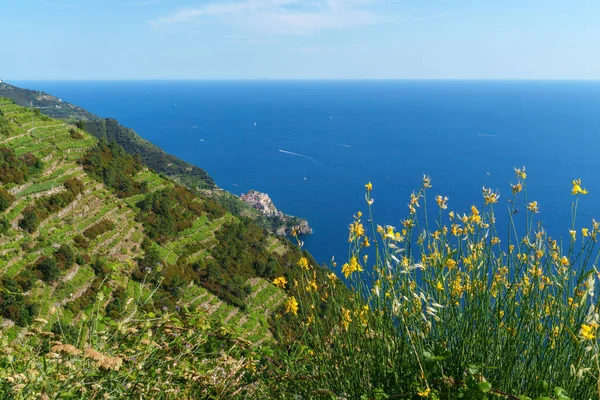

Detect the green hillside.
xmin=0 ymin=97 xmax=315 ymax=346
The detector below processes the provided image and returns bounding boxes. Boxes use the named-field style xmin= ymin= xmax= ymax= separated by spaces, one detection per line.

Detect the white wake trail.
xmin=278 ymin=150 xmax=318 ymax=163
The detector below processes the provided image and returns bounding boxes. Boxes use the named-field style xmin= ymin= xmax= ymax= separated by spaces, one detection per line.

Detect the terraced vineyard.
xmin=0 ymin=98 xmax=292 ymax=345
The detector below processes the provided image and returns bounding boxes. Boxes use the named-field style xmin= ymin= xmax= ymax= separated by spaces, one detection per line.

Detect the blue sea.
xmin=13 ymin=80 xmax=600 ymax=265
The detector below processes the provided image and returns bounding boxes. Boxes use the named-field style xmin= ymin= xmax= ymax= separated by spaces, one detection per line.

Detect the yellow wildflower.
xmin=341 ymin=307 xmax=352 ymax=331
xmin=422 ymin=174 xmax=432 ymax=189
xmin=306 ymin=276 xmax=317 ymax=292
xmin=527 ymin=201 xmax=539 ymax=213
xmin=365 ymin=182 xmax=373 ymax=192
xmin=349 ymin=221 xmax=365 ymax=238
xmin=445 ymin=259 xmax=457 ymax=270
xmin=436 ymin=281 xmax=444 ymax=291
xmin=357 ymin=211 xmax=362 ymax=218
xmin=482 ymin=187 xmax=500 ymax=205
xmin=297 ymin=257 xmax=310 ymax=270
xmin=491 ymin=237 xmax=500 ymax=245
xmin=470 ymin=205 xmax=481 ymax=224
xmin=341 ymin=256 xmax=363 ymax=278
xmin=285 ymin=296 xmax=298 ymax=315
xmin=559 ymin=256 xmax=569 ymax=266
xmin=272 ymin=276 xmax=287 ymax=289
xmin=569 ymin=230 xmax=576 ymax=241
xmin=511 ymin=182 xmax=522 ymax=194
xmin=449 ymin=211 xmax=455 ymax=219
xmin=514 ymin=166 xmax=527 ymax=179
xmin=571 ymin=178 xmax=588 ymax=195
xmin=582 ymin=228 xmax=589 ymax=237
xmin=435 ymin=195 xmax=448 ymax=209
xmin=306 ymin=315 xmax=314 ymax=326
xmin=581 ymin=324 xmax=596 ymax=340
xmin=363 ymin=237 xmax=370 ymax=247
xmin=386 ymin=226 xmax=395 ymax=238
xmin=417 ymin=387 xmax=431 ymax=397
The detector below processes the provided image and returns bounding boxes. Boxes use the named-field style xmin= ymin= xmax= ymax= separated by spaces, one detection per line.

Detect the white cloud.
xmin=149 ymin=0 xmax=383 ymax=35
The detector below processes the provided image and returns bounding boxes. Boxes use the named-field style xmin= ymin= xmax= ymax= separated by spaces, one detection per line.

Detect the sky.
xmin=2 ymin=0 xmax=600 ymax=80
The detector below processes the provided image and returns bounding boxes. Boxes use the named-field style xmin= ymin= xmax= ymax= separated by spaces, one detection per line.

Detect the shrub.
xmin=35 ymin=256 xmax=60 ymax=283
xmin=69 ymin=128 xmax=84 ymax=139
xmin=19 ymin=178 xmax=84 ymax=233
xmin=0 ymin=278 xmax=38 ymax=326
xmin=0 ymin=217 xmax=9 ymax=236
xmin=0 ymin=187 xmax=14 ymax=212
xmin=55 ymin=245 xmax=75 ymax=269
xmin=80 ymin=141 xmax=145 ymax=198
xmin=0 ymin=147 xmax=42 ymax=185
xmin=83 ymin=219 xmax=115 ymax=240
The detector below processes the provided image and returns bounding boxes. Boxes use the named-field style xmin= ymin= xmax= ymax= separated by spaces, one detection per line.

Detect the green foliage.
xmin=268 ymin=178 xmax=599 ymax=399
xmin=0 ymin=187 xmax=14 ymax=212
xmin=135 ymin=185 xmax=225 ymax=243
xmin=0 ymin=85 xmax=97 ymax=120
xmin=81 ymin=118 xmax=216 ymax=189
xmin=0 ymin=115 xmax=12 ymax=136
xmin=69 ymin=127 xmax=84 ymax=139
xmin=0 ymin=304 xmax=270 ymax=399
xmin=0 ymin=147 xmax=43 ymax=185
xmin=80 ymin=141 xmax=146 ymax=198
xmin=18 ymin=178 xmax=84 ymax=233
xmin=35 ymin=256 xmax=60 ymax=283
xmin=83 ymin=219 xmax=115 ymax=240
xmin=0 ymin=277 xmax=38 ymax=326
xmin=54 ymin=245 xmax=75 ymax=269
xmin=0 ymin=217 xmax=9 ymax=236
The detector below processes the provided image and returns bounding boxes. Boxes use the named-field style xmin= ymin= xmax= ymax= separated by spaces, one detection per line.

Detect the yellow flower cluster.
xmin=572 ymin=178 xmax=588 ymax=195
xmin=527 ymin=201 xmax=539 ymax=213
xmin=341 ymin=307 xmax=352 ymax=331
xmin=341 ymin=256 xmax=363 ymax=279
xmin=349 ymin=220 xmax=365 ymax=240
xmin=435 ymin=195 xmax=448 ymax=209
xmin=482 ymin=187 xmax=500 ymax=205
xmin=581 ymin=323 xmax=597 ymax=340
xmin=285 ymin=296 xmax=299 ymax=315
xmin=273 ymin=276 xmax=287 ymax=289
xmin=297 ymin=257 xmax=310 ymax=270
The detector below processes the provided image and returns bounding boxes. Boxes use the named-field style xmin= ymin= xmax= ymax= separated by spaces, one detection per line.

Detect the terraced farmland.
xmin=0 ymin=99 xmax=294 ymax=346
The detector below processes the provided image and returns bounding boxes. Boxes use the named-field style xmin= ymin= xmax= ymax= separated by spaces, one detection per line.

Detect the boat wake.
xmin=278 ymin=150 xmax=318 ymax=163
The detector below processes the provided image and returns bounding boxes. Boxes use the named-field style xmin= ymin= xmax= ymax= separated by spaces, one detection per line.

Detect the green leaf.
xmin=477 ymin=382 xmax=492 ymax=393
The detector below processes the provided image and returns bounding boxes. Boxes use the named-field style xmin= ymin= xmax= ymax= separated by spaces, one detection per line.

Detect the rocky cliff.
xmin=240 ymin=190 xmax=312 ymax=236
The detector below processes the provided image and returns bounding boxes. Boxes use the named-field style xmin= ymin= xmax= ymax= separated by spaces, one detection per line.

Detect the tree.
xmin=55 ymin=245 xmax=75 ymax=269
xmin=0 ymin=187 xmax=13 ymax=212
xmin=36 ymin=257 xmax=60 ymax=283
xmin=19 ymin=208 xmax=39 ymax=233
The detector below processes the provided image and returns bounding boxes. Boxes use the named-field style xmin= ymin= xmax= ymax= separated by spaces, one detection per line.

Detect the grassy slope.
xmin=0 ymin=98 xmax=289 ymax=345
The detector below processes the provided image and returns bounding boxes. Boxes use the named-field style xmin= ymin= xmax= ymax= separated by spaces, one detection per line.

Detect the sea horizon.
xmin=10 ymin=79 xmax=600 ymax=266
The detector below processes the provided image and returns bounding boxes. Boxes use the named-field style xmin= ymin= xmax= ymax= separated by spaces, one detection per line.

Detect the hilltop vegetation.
xmin=0 ymin=82 xmax=96 ymax=121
